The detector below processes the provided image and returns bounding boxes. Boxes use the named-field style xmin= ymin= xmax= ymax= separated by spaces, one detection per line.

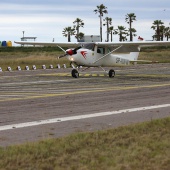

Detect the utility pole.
xmin=22 ymin=31 xmax=25 ymax=38
xmin=22 ymin=31 xmax=25 ymax=46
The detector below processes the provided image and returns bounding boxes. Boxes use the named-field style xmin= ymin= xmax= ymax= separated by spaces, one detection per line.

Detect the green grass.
xmin=0 ymin=117 xmax=170 ymax=170
xmin=0 ymin=53 xmax=69 ymax=70
xmin=139 ymin=46 xmax=170 ymax=63
xmin=0 ymin=47 xmax=70 ymax=70
xmin=139 ymin=51 xmax=170 ymax=63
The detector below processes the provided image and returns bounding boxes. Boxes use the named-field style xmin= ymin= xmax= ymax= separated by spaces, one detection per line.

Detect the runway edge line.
xmin=0 ymin=104 xmax=170 ymax=131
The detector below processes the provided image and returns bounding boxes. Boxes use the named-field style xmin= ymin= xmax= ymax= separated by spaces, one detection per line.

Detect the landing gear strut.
xmin=71 ymin=69 xmax=79 ymax=78
xmin=99 ymin=66 xmax=115 ymax=78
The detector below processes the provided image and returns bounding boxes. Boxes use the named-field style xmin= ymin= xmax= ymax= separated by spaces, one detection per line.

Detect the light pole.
xmin=22 ymin=31 xmax=25 ymax=46
xmin=22 ymin=31 xmax=25 ymax=38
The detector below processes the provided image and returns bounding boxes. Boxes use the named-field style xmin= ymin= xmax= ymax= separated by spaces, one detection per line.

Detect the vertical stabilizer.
xmin=129 ymin=36 xmax=144 ymax=61
xmin=129 ymin=52 xmax=140 ymax=60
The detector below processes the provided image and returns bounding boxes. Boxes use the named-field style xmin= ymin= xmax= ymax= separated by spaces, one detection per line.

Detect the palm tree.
xmin=160 ymin=25 xmax=165 ymax=41
xmin=73 ymin=18 xmax=84 ymax=42
xmin=129 ymin=28 xmax=137 ymax=39
xmin=164 ymin=26 xmax=170 ymax=41
xmin=94 ymin=4 xmax=108 ymax=42
xmin=76 ymin=32 xmax=84 ymax=42
xmin=103 ymin=17 xmax=112 ymax=42
xmin=62 ymin=27 xmax=75 ymax=42
xmin=151 ymin=20 xmax=164 ymax=41
xmin=113 ymin=26 xmax=128 ymax=42
xmin=125 ymin=13 xmax=136 ymax=41
xmin=109 ymin=26 xmax=114 ymax=42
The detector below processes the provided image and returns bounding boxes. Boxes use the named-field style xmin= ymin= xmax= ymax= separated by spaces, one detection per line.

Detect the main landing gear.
xmin=108 ymin=69 xmax=115 ymax=78
xmin=99 ymin=66 xmax=115 ymax=78
xmin=71 ymin=68 xmax=115 ymax=78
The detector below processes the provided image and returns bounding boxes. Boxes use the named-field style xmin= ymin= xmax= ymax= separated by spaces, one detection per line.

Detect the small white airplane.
xmin=15 ymin=39 xmax=170 ymax=78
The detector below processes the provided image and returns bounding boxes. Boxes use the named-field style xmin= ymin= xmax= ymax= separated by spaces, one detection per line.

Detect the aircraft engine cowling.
xmin=66 ymin=49 xmax=74 ymax=55
xmin=58 ymin=46 xmax=81 ymax=59
xmin=58 ymin=49 xmax=75 ymax=59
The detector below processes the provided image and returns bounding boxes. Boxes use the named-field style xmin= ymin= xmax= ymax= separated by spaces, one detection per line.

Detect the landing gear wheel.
xmin=71 ymin=69 xmax=79 ymax=78
xmin=108 ymin=69 xmax=115 ymax=78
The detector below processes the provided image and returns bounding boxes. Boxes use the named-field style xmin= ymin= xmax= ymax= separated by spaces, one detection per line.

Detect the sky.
xmin=0 ymin=0 xmax=169 ymax=45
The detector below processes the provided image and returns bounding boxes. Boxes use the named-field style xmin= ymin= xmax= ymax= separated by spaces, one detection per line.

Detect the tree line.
xmin=62 ymin=4 xmax=170 ymax=42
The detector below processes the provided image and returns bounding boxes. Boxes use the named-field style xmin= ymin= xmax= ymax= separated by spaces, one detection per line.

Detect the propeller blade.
xmin=57 ymin=45 xmax=66 ymax=52
xmin=58 ymin=53 xmax=67 ymax=59
xmin=58 ymin=46 xmax=81 ymax=59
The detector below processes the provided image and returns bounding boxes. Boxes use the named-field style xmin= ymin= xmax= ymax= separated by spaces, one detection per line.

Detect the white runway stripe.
xmin=0 ymin=104 xmax=170 ymax=131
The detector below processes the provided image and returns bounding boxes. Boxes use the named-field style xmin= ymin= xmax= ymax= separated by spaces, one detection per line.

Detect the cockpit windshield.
xmin=81 ymin=43 xmax=95 ymax=51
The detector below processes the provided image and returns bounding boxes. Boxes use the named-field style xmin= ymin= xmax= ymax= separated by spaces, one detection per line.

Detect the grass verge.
xmin=0 ymin=46 xmax=170 ymax=70
xmin=0 ymin=47 xmax=69 ymax=70
xmin=0 ymin=117 xmax=170 ymax=170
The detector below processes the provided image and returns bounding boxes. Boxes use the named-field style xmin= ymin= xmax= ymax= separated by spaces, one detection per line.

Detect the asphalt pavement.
xmin=0 ymin=63 xmax=170 ymax=147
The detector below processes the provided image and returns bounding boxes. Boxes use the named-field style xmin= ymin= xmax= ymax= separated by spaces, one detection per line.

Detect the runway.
xmin=0 ymin=63 xmax=170 ymax=147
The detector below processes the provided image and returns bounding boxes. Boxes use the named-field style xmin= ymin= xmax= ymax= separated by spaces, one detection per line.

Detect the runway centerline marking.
xmin=0 ymin=104 xmax=170 ymax=131
xmin=0 ymin=83 xmax=170 ymax=102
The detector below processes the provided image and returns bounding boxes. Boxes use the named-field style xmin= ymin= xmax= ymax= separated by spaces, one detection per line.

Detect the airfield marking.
xmin=0 ymin=79 xmax=70 ymax=86
xmin=0 ymin=83 xmax=170 ymax=102
xmin=0 ymin=104 xmax=170 ymax=131
xmin=38 ymin=73 xmax=170 ymax=78
xmin=38 ymin=73 xmax=107 ymax=77
xmin=126 ymin=74 xmax=170 ymax=78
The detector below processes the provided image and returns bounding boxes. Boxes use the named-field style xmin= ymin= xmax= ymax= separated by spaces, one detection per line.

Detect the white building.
xmin=80 ymin=35 xmax=101 ymax=42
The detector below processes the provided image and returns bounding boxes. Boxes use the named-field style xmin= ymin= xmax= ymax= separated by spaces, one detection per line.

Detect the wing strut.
xmin=56 ymin=45 xmax=66 ymax=52
xmin=93 ymin=45 xmax=123 ymax=64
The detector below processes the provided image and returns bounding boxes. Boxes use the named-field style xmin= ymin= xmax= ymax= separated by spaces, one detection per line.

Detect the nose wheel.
xmin=71 ymin=69 xmax=79 ymax=78
xmin=108 ymin=69 xmax=115 ymax=78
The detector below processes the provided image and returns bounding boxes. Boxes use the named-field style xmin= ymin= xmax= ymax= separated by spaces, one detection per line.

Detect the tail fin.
xmin=129 ymin=52 xmax=140 ymax=61
xmin=115 ymin=47 xmax=140 ymax=61
xmin=129 ymin=36 xmax=144 ymax=60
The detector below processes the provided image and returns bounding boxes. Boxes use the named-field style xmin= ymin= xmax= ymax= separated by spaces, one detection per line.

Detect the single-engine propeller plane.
xmin=15 ymin=40 xmax=170 ymax=78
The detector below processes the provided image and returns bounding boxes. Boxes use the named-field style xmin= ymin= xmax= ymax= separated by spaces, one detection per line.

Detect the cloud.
xmin=0 ymin=1 xmax=169 ymax=43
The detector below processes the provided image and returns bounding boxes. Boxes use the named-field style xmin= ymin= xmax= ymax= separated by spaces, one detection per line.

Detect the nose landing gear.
xmin=71 ymin=69 xmax=79 ymax=78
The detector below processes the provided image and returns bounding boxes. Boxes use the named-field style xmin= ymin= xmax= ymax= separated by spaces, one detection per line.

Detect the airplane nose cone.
xmin=66 ymin=49 xmax=73 ymax=55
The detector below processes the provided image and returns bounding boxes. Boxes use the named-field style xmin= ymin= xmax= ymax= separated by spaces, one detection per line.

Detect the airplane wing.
xmin=15 ymin=40 xmax=170 ymax=50
xmin=95 ymin=41 xmax=170 ymax=47
xmin=95 ymin=41 xmax=170 ymax=52
xmin=14 ymin=41 xmax=81 ymax=48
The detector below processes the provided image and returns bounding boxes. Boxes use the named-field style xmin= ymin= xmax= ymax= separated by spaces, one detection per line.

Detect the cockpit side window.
xmin=81 ymin=43 xmax=95 ymax=51
xmin=97 ymin=47 xmax=105 ymax=54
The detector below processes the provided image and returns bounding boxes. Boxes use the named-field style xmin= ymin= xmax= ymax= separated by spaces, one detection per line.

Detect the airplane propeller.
xmin=58 ymin=46 xmax=82 ymax=59
xmin=58 ymin=49 xmax=74 ymax=59
xmin=58 ymin=53 xmax=68 ymax=59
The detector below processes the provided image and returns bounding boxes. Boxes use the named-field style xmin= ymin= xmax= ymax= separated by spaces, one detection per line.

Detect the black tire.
xmin=108 ymin=69 xmax=115 ymax=78
xmin=71 ymin=69 xmax=79 ymax=78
